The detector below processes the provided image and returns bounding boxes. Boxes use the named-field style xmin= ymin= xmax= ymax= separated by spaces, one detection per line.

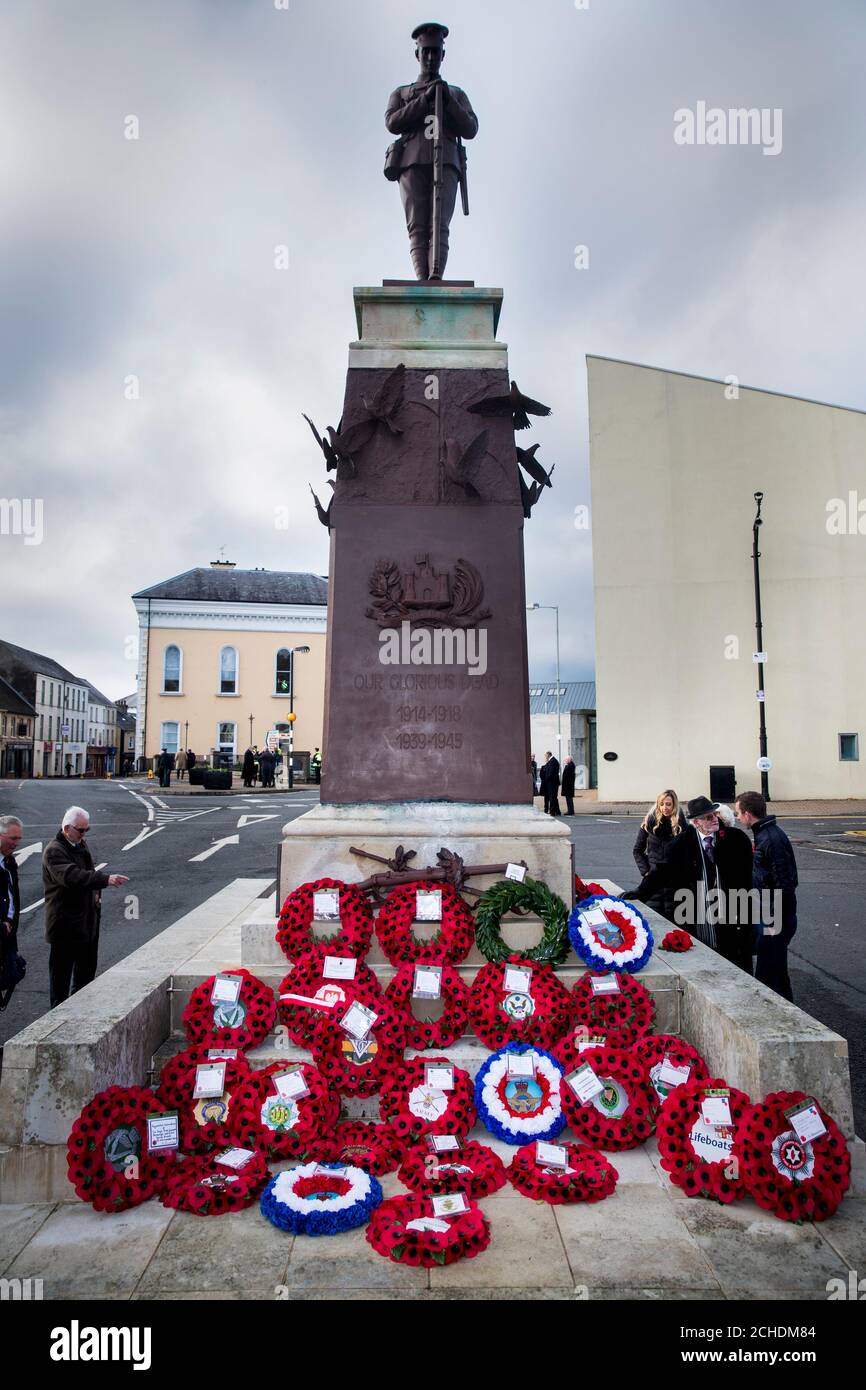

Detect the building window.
xmin=839 ymin=733 xmax=859 ymax=762
xmin=219 ymin=646 xmax=238 ymax=694
xmin=163 ymin=645 xmax=181 ymax=693
xmin=160 ymin=721 xmax=180 ymax=754
xmin=217 ymin=721 xmax=236 ymax=756
xmin=275 ymin=648 xmax=292 ymax=697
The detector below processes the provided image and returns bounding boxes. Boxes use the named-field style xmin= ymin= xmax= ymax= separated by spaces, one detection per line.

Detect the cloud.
xmin=2 ymin=0 xmax=865 ymax=694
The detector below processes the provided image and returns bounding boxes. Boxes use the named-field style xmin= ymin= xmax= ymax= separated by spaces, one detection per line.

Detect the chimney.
xmin=210 ymin=559 xmax=237 ymax=569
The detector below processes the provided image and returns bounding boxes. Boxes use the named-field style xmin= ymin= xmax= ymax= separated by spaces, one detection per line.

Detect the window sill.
xmin=160 ymin=690 xmax=184 ymax=697
xmin=216 ymin=692 xmax=240 ymax=698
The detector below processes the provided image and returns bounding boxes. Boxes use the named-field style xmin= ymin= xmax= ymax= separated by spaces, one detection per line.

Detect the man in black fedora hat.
xmin=626 ymin=794 xmax=755 ymax=974
xmin=385 ymin=22 xmax=478 ymax=280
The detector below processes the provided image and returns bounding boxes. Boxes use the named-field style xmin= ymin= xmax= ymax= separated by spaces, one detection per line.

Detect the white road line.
xmin=237 ymin=814 xmax=278 ymax=828
xmin=189 ymin=834 xmax=240 ymax=863
xmin=117 ymin=783 xmax=155 ymax=822
xmin=814 ymin=848 xmax=856 ymax=857
xmin=13 ymin=841 xmax=42 ymax=866
xmin=153 ymin=796 xmax=169 ymax=809
xmin=122 ymin=825 xmax=165 ymax=852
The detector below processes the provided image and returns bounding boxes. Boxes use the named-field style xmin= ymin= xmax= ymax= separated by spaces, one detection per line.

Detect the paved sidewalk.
xmin=539 ymin=796 xmax=866 ymax=818
xmin=2 ymin=1139 xmax=861 ymax=1300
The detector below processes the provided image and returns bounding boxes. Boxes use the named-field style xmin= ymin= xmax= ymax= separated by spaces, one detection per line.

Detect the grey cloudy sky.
xmin=2 ymin=0 xmax=865 ymax=697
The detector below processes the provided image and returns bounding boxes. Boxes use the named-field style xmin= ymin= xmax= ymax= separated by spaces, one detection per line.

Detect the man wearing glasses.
xmin=42 ymin=806 xmax=129 ymax=1008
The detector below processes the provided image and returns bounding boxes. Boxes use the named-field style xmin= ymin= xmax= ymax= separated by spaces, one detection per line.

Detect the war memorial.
xmin=0 ymin=21 xmax=862 ymax=1339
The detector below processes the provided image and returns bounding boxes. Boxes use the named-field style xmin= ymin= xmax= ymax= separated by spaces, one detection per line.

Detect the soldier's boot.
xmin=410 ymin=245 xmax=429 ymax=280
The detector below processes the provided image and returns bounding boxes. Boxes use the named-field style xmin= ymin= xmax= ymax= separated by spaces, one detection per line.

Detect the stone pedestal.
xmin=279 ymin=800 xmax=574 ymax=910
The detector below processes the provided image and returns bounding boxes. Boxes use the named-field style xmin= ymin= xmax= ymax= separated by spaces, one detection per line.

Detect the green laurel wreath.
xmin=473 ymin=877 xmax=570 ymax=966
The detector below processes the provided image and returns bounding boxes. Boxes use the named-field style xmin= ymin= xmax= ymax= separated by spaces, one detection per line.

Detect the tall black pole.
xmin=288 ymin=656 xmax=294 ymax=792
xmin=752 ymin=492 xmax=770 ymax=800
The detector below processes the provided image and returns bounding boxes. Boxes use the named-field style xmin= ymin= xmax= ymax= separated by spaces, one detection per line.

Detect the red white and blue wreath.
xmin=260 ymin=1161 xmax=383 ymax=1236
xmin=567 ymin=896 xmax=653 ymax=974
xmin=474 ymin=1043 xmax=567 ymax=1145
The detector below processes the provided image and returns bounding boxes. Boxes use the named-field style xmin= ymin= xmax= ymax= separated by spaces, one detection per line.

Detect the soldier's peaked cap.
xmin=412 ymin=22 xmax=448 ymax=46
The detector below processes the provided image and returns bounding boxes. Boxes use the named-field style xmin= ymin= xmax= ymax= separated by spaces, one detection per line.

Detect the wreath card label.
xmin=566 ymin=1064 xmax=605 ymax=1104
xmin=785 ymin=1100 xmax=827 ymax=1144
xmin=340 ymin=1001 xmax=378 ymax=1039
xmin=273 ymin=1068 xmax=310 ymax=1101
xmin=210 ymin=974 xmax=242 ymax=1005
xmin=146 ymin=1111 xmax=179 ymax=1151
xmin=323 ymin=956 xmax=356 ymax=980
xmin=415 ymin=889 xmax=443 ymax=922
xmin=504 ymin=965 xmax=532 ymax=993
xmin=313 ymin=890 xmax=341 ymax=922
xmin=193 ymin=1062 xmax=227 ymax=1099
xmin=413 ymin=965 xmax=443 ymax=999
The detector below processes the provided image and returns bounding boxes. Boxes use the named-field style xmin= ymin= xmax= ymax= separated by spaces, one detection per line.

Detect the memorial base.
xmin=279 ymin=801 xmax=575 ymax=910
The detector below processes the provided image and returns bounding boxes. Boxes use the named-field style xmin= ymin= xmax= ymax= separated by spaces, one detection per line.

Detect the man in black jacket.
xmin=540 ymin=751 xmax=561 ymax=816
xmin=627 ymin=795 xmax=755 ymax=974
xmin=736 ymin=791 xmax=798 ymax=1000
xmin=1 ymin=814 xmax=23 ymax=1007
xmin=42 ymin=806 xmax=129 ymax=1007
xmin=561 ymin=757 xmax=576 ymax=815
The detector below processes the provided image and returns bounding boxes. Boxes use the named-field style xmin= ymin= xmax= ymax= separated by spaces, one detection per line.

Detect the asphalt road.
xmin=2 ymin=783 xmax=864 ymax=1133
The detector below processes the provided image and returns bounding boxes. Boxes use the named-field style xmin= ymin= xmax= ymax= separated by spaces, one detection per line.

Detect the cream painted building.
xmin=588 ymin=356 xmax=866 ymax=802
xmin=133 ymin=563 xmax=328 ymax=772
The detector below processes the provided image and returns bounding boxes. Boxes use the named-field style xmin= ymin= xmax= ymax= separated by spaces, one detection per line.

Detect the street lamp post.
xmin=184 ymin=720 xmax=189 ymax=751
xmin=527 ymin=603 xmax=562 ymax=757
xmin=248 ymin=713 xmax=254 ymax=748
xmin=286 ymin=645 xmax=310 ymax=790
xmin=752 ymin=492 xmax=770 ymax=800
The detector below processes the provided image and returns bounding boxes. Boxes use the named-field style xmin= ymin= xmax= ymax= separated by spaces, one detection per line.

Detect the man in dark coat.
xmin=157 ymin=748 xmax=175 ymax=788
xmin=540 ymin=751 xmax=561 ymax=816
xmin=42 ymin=806 xmax=129 ymax=1007
xmin=561 ymin=756 xmax=577 ymax=815
xmin=736 ymin=791 xmax=799 ymax=1000
xmin=1 ymin=814 xmax=23 ymax=1008
xmin=628 ymin=795 xmax=755 ymax=974
xmin=187 ymin=749 xmax=196 ymax=773
xmin=242 ymin=748 xmax=256 ymax=788
xmin=385 ymin=22 xmax=478 ymax=280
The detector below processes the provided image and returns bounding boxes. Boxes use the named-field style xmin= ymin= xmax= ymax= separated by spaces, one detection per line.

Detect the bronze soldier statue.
xmin=385 ymin=22 xmax=478 ymax=281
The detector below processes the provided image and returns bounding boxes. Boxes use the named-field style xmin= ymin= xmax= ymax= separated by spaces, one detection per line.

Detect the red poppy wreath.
xmin=277 ymin=944 xmax=384 ymax=1047
xmin=308 ymin=1119 xmax=405 ymax=1176
xmin=733 ymin=1090 xmax=851 ymax=1222
xmin=374 ymin=880 xmax=475 ymax=965
xmin=468 ymin=954 xmax=572 ymax=1051
xmin=161 ymin=1147 xmax=269 ymax=1216
xmin=66 ymin=1086 xmax=175 ymax=1212
xmin=398 ymin=1138 xmax=508 ymax=1199
xmin=156 ymin=1054 xmax=251 ymax=1154
xmin=276 ymin=878 xmax=374 ymax=960
xmin=560 ymin=1044 xmax=656 ymax=1151
xmin=379 ymin=1055 xmax=476 ymax=1143
xmin=228 ymin=1060 xmax=339 ymax=1160
xmin=632 ymin=1034 xmax=710 ymax=1113
xmin=182 ymin=968 xmax=276 ymax=1052
xmin=156 ymin=1043 xmax=252 ymax=1099
xmin=507 ymin=1141 xmax=619 ymax=1205
xmin=569 ymin=970 xmax=656 ymax=1048
xmin=384 ymin=961 xmax=470 ymax=1050
xmin=552 ymin=1026 xmax=610 ymax=1078
xmin=310 ymin=999 xmax=406 ymax=1096
xmin=366 ymin=1194 xmax=491 ymax=1267
xmin=655 ymin=1076 xmax=750 ymax=1202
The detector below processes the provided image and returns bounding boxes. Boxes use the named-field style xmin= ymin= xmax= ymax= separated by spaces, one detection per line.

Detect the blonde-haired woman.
xmin=631 ymin=790 xmax=685 ymax=921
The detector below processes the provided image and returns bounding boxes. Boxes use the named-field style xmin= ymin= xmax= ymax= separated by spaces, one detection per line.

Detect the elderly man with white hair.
xmin=42 ymin=806 xmax=129 ymax=1008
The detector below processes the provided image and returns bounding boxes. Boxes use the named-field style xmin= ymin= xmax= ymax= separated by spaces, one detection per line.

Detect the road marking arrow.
xmin=122 ymin=826 xmax=165 ymax=852
xmin=189 ymin=834 xmax=240 ymax=863
xmin=14 ymin=841 xmax=42 ymax=866
xmin=237 ymin=814 xmax=278 ymax=828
